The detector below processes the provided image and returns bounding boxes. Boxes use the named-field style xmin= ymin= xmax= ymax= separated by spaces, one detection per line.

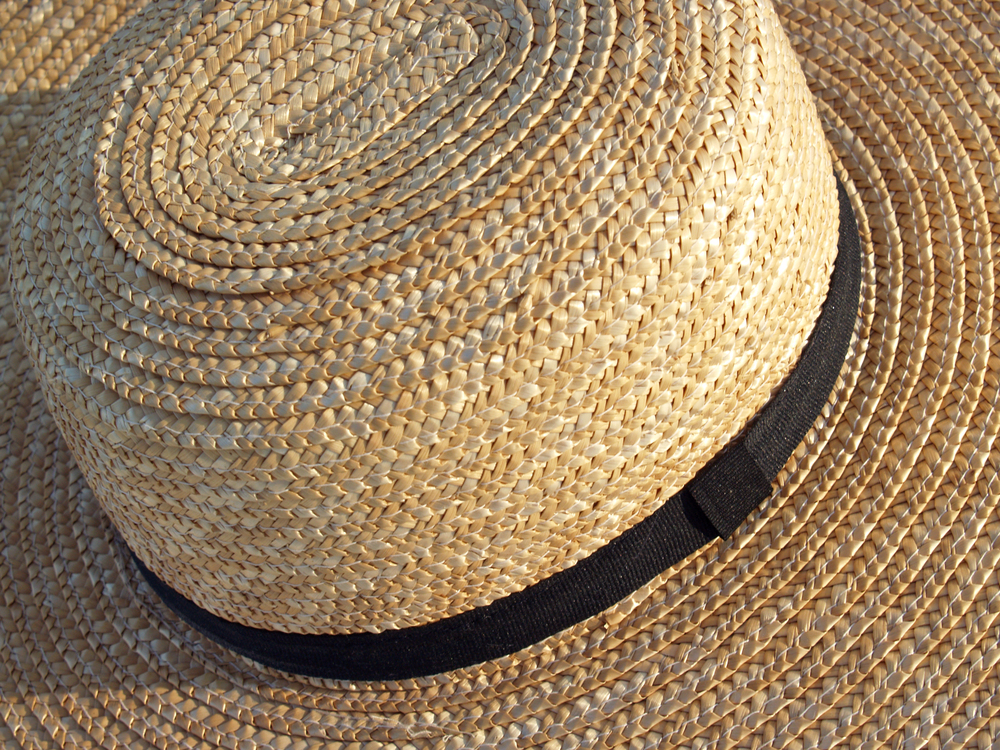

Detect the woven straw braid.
xmin=0 ymin=0 xmax=139 ymax=267
xmin=10 ymin=0 xmax=839 ymax=633
xmin=2 ymin=0 xmax=999 ymax=747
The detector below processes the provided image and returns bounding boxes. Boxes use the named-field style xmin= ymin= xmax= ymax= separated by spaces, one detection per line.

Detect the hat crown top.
xmin=12 ymin=0 xmax=838 ymax=635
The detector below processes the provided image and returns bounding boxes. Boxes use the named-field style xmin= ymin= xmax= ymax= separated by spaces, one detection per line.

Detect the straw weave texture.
xmin=10 ymin=0 xmax=837 ymax=634
xmin=1 ymin=0 xmax=999 ymax=748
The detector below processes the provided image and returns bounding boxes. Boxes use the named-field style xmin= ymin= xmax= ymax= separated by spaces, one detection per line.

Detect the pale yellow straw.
xmin=0 ymin=0 xmax=998 ymax=747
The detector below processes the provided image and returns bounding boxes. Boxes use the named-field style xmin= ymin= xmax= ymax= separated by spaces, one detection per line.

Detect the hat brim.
xmin=2 ymin=0 xmax=1000 ymax=747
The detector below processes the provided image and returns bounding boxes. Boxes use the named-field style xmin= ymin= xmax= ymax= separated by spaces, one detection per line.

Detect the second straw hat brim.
xmin=2 ymin=0 xmax=1000 ymax=748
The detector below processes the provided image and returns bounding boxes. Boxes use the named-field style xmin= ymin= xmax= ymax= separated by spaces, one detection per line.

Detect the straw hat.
xmin=1 ymin=0 xmax=998 ymax=744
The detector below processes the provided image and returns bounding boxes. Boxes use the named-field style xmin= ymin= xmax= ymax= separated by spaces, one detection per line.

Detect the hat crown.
xmin=11 ymin=0 xmax=838 ymax=634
